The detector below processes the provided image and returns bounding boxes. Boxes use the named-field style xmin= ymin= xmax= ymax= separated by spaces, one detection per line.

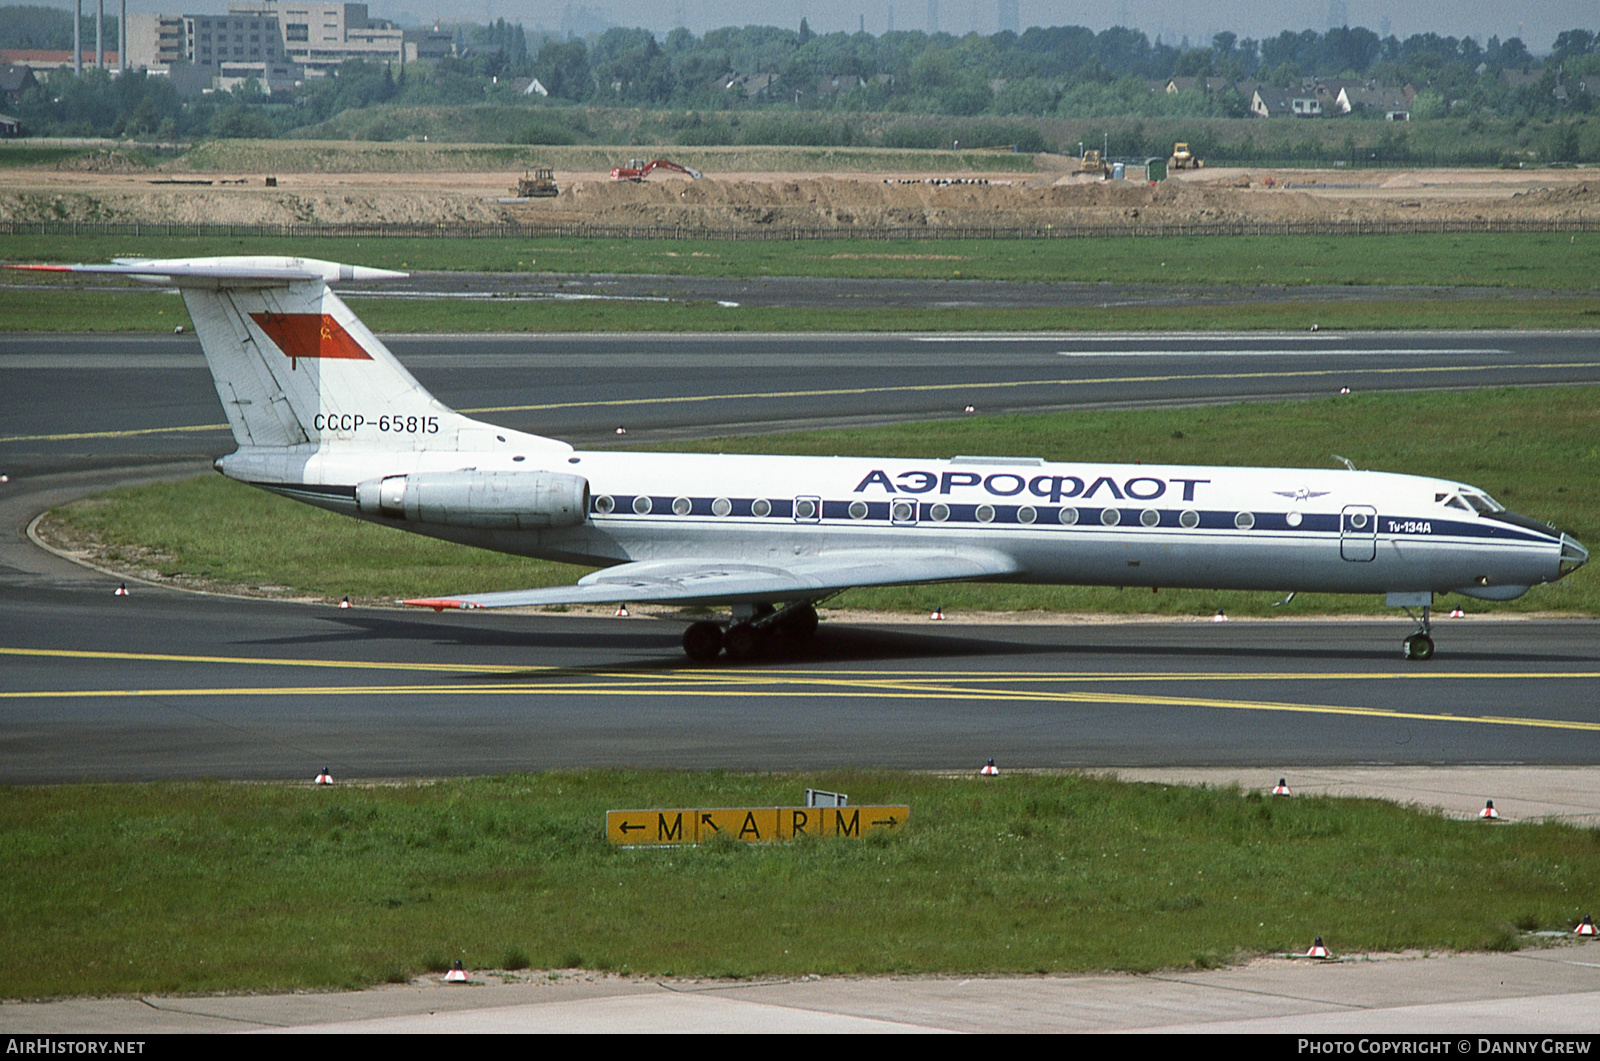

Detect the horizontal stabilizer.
xmin=405 ymin=548 xmax=1021 ymax=610
xmin=9 ymin=257 xmax=406 ymax=288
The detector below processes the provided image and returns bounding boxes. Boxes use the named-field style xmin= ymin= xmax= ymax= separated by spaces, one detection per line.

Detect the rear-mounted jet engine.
xmin=356 ymin=470 xmax=589 ymax=530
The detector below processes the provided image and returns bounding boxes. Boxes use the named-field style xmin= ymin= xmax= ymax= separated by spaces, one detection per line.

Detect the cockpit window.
xmin=1443 ymin=495 xmax=1471 ymax=511
xmin=1460 ymin=491 xmax=1505 ymax=515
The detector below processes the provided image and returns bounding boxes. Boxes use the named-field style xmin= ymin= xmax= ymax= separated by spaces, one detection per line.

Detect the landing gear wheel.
xmin=682 ymin=621 xmax=724 ymax=662
xmin=1403 ymin=633 xmax=1435 ymax=661
xmin=774 ymin=603 xmax=819 ymax=640
xmin=723 ymin=622 xmax=766 ymax=661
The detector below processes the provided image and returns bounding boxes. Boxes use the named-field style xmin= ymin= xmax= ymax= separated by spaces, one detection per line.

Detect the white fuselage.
xmin=218 ymin=445 xmax=1571 ymax=600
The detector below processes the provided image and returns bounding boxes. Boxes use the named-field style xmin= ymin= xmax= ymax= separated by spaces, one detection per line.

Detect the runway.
xmin=2 ymin=575 xmax=1598 ymax=782
xmin=1 ymin=328 xmax=1597 ymax=782
xmin=3 ymin=329 xmax=1599 ymax=465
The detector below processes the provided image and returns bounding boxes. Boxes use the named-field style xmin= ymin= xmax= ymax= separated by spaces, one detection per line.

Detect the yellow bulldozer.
xmin=514 ymin=168 xmax=559 ymax=198
xmin=1072 ymin=148 xmax=1112 ymax=178
xmin=1168 ymin=143 xmax=1204 ymax=170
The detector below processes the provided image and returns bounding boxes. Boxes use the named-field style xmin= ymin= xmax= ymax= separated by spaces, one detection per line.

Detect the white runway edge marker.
xmin=1480 ymin=799 xmax=1501 ymax=820
xmin=1305 ymin=937 xmax=1332 ymax=959
xmin=980 ymin=759 xmax=999 ymax=776
xmin=314 ymin=768 xmax=333 ymax=785
xmin=445 ymin=960 xmax=469 ymax=983
xmin=1272 ymin=778 xmax=1292 ymax=797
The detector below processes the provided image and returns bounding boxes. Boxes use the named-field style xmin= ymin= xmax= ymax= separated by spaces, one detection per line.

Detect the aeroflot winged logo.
xmin=249 ymin=313 xmax=371 ymax=366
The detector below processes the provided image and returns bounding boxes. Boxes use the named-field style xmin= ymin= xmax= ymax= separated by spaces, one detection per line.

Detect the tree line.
xmin=4 ymin=10 xmax=1597 ymax=146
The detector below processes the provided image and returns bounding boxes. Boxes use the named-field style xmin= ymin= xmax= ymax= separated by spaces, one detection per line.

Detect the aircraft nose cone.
xmin=1560 ymin=533 xmax=1588 ymax=577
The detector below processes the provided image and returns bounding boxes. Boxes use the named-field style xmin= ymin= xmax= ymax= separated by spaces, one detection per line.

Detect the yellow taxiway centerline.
xmin=1 ymin=678 xmax=1596 ymax=734
xmin=5 ymin=646 xmax=1598 ymax=685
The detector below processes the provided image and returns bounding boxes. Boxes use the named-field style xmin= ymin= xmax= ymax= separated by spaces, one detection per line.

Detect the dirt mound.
xmin=513 ymin=173 xmax=1347 ymax=229
xmin=1512 ymin=181 xmax=1600 ymax=205
xmin=0 ymin=186 xmax=509 ymax=226
xmin=4 ymin=162 xmax=1599 ymax=229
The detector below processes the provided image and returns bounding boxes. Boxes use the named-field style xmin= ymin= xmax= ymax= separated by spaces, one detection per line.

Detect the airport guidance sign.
xmin=607 ymin=806 xmax=910 ymax=846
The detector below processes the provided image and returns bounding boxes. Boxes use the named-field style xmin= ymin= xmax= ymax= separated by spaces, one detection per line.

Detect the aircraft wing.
xmin=404 ymin=548 xmax=1021 ymax=610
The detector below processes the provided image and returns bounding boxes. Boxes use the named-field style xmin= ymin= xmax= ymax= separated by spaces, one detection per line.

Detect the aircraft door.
xmin=1340 ymin=505 xmax=1377 ymax=561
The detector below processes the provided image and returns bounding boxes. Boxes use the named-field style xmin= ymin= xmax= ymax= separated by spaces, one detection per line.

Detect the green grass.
xmin=0 ymin=145 xmax=105 ymax=168
xmin=43 ymin=387 xmax=1600 ymax=617
xmin=6 ymin=232 xmax=1600 ymax=288
xmin=7 ymin=232 xmax=1598 ymax=334
xmin=48 ymin=475 xmax=592 ymax=603
xmin=2 ymin=770 xmax=1596 ymax=998
xmin=3 ymin=289 xmax=1599 ymax=334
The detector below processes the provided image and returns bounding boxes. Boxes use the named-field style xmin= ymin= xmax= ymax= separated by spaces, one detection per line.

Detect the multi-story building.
xmin=233 ymin=2 xmax=402 ymax=78
xmin=123 ymin=1 xmax=403 ymax=93
xmin=125 ymin=13 xmax=188 ymax=71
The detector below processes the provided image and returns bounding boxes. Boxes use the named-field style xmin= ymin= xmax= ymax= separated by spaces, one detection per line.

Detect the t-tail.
xmin=13 ymin=256 xmax=572 ymax=504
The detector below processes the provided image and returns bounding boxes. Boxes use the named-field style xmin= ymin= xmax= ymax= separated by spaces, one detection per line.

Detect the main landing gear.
xmin=1403 ymin=604 xmax=1434 ymax=661
xmin=681 ymin=602 xmax=820 ymax=662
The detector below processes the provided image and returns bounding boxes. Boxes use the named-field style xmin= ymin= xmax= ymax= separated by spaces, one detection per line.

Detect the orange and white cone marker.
xmin=615 ymin=426 xmax=627 ymax=435
xmin=113 ymin=583 xmax=129 ymax=597
xmin=1212 ymin=609 xmax=1227 ymax=622
xmin=1479 ymin=799 xmax=1500 ymax=820
xmin=930 ymin=606 xmax=944 ymax=620
xmin=615 ymin=604 xmax=629 ymax=617
xmin=1272 ymin=778 xmax=1292 ymax=797
xmin=339 ymin=596 xmax=352 ymax=609
xmin=1449 ymin=607 xmax=1465 ymax=618
xmin=1575 ymin=915 xmax=1596 ymax=937
xmin=314 ymin=768 xmax=333 ymax=785
xmin=1306 ymin=937 xmax=1331 ymax=959
xmin=1338 ymin=386 xmax=1350 ymax=394
xmin=980 ymin=758 xmax=999 ymax=776
xmin=445 ymin=960 xmax=468 ymax=983
xmin=0 ymin=473 xmax=9 ymax=483
xmin=964 ymin=405 xmax=975 ymax=413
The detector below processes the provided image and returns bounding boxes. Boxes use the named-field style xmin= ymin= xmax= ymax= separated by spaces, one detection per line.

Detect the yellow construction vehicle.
xmin=1073 ymin=148 xmax=1111 ymax=178
xmin=514 ymin=168 xmax=559 ymax=198
xmin=1168 ymin=143 xmax=1204 ymax=170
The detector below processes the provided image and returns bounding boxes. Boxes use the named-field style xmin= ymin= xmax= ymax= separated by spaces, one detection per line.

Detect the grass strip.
xmin=41 ymin=387 xmax=1599 ymax=616
xmin=4 ymin=288 xmax=1599 ymax=333
xmin=2 ymin=770 xmax=1596 ymax=998
xmin=4 ymin=232 xmax=1599 ymax=289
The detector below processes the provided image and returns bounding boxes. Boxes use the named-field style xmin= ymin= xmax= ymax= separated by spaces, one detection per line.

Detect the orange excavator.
xmin=609 ymin=158 xmax=703 ymax=181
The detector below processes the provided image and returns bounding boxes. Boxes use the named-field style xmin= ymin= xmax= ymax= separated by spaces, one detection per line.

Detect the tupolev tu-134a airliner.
xmin=23 ymin=256 xmax=1587 ymax=661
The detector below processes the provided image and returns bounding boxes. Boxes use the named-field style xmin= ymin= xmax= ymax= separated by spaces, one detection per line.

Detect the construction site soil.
xmin=3 ymin=150 xmax=1598 ymax=230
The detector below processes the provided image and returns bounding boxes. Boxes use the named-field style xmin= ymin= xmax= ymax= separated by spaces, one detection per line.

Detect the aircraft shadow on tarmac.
xmin=238 ymin=613 xmax=1593 ymax=671
xmin=243 ymin=612 xmax=1024 ymax=665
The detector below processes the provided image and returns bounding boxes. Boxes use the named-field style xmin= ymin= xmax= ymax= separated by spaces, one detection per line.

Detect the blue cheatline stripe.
xmin=588 ymin=494 xmax=1554 ymax=545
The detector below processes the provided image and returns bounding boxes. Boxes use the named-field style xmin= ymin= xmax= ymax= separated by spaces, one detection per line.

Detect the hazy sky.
xmin=20 ymin=0 xmax=1595 ymax=53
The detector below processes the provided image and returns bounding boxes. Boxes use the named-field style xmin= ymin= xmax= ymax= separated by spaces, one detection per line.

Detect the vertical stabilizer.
xmin=16 ymin=257 xmax=570 ymax=456
xmin=181 ymin=278 xmax=471 ymax=451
